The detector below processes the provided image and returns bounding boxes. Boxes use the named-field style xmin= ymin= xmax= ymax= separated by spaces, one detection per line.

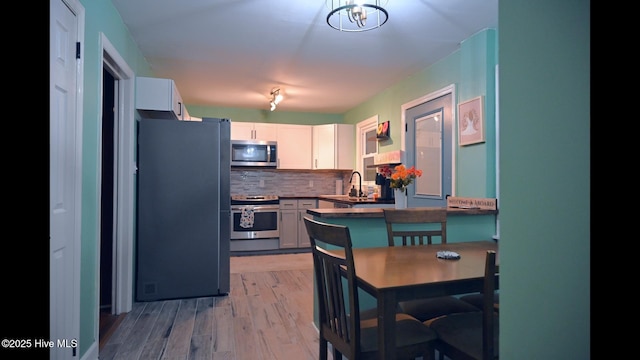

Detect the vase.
xmin=394 ymin=188 xmax=407 ymax=209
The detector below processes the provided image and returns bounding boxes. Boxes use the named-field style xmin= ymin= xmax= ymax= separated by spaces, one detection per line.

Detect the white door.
xmin=50 ymin=0 xmax=82 ymax=358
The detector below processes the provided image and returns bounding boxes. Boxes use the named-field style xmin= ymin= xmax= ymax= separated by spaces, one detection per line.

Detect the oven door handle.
xmin=231 ymin=206 xmax=279 ymax=212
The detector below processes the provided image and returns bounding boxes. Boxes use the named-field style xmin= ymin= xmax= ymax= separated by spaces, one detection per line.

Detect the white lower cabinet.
xmin=279 ymin=199 xmax=317 ymax=248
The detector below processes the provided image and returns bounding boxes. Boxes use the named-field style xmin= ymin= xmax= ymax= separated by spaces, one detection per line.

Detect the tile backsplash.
xmin=231 ymin=169 xmax=353 ymax=197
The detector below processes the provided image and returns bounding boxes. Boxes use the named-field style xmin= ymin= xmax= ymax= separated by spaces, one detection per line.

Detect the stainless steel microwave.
xmin=230 ymin=140 xmax=277 ymax=167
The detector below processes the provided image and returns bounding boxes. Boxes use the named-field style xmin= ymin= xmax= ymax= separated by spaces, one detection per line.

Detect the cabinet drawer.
xmin=298 ymin=200 xmax=317 ymax=209
xmin=279 ymin=199 xmax=298 ymax=209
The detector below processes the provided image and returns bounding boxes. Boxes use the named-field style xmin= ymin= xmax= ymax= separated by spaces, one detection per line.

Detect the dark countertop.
xmin=317 ymin=195 xmax=396 ymax=205
xmin=278 ymin=196 xmax=319 ymax=200
xmin=278 ymin=195 xmax=395 ymax=205
xmin=306 ymin=207 xmax=498 ymax=219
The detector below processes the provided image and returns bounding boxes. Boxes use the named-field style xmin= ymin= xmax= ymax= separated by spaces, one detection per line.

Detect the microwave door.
xmin=231 ymin=140 xmax=277 ymax=167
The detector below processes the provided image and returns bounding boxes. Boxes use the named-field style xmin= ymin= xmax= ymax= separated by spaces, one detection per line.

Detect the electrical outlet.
xmin=309 ymin=180 xmax=314 ymax=187
xmin=259 ymin=179 xmax=265 ymax=187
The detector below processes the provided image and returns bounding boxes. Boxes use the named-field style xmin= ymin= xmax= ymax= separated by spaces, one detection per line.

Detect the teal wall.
xmin=318 ymin=215 xmax=496 ymax=247
xmin=72 ymin=0 xmax=589 ymax=358
xmin=340 ymin=29 xmax=498 ymax=199
xmin=458 ymin=30 xmax=498 ymax=197
xmin=499 ymin=0 xmax=590 ymax=358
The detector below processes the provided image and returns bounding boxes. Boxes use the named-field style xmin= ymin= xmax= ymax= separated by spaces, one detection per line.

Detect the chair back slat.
xmin=383 ymin=208 xmax=447 ymax=246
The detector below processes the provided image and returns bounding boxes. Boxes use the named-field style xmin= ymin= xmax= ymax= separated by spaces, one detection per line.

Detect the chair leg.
xmin=422 ymin=344 xmax=436 ymax=360
xmin=319 ymin=338 xmax=328 ymax=360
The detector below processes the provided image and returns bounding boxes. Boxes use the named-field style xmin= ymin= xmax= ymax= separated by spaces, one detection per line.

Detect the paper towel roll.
xmin=335 ymin=180 xmax=343 ymax=195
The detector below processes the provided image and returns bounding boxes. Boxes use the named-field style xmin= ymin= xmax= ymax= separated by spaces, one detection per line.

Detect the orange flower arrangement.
xmin=379 ymin=164 xmax=423 ymax=194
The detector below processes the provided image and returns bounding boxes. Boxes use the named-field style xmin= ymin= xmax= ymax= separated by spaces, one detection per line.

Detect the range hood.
xmin=372 ymin=150 xmax=405 ymax=166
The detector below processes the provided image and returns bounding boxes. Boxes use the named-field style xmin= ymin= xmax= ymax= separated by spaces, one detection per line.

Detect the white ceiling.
xmin=112 ymin=0 xmax=498 ymax=114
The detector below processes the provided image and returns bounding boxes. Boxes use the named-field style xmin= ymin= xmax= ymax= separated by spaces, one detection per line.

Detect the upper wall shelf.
xmin=373 ymin=150 xmax=404 ymax=166
xmin=366 ymin=163 xmax=400 ymax=168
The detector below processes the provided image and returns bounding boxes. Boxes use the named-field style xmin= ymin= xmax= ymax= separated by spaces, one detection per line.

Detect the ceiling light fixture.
xmin=326 ymin=0 xmax=388 ymax=32
xmin=270 ymin=88 xmax=283 ymax=111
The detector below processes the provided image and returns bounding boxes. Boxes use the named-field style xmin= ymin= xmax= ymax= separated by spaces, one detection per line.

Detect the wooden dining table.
xmin=344 ymin=240 xmax=499 ymax=360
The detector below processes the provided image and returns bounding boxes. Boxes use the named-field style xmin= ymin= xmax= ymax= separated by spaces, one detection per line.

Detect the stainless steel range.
xmin=230 ymin=195 xmax=280 ymax=252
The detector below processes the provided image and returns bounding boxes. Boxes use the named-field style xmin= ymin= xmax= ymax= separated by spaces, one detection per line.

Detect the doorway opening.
xmin=97 ymin=33 xmax=136 ymax=351
xmin=99 ymin=67 xmax=120 ymax=346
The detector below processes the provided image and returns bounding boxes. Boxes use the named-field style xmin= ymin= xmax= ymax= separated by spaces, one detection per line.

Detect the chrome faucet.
xmin=349 ymin=171 xmax=363 ymax=198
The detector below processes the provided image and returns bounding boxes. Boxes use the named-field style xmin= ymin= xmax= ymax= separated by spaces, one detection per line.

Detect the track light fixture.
xmin=326 ymin=0 xmax=389 ymax=32
xmin=270 ymin=88 xmax=283 ymax=111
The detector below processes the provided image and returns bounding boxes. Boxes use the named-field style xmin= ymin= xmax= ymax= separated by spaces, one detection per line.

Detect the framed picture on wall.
xmin=458 ymin=96 xmax=485 ymax=146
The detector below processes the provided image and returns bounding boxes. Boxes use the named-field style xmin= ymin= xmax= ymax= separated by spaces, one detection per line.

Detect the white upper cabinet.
xmin=230 ymin=122 xmax=253 ymax=139
xmin=254 ymin=123 xmax=278 ymax=140
xmin=135 ymin=77 xmax=186 ymax=120
xmin=312 ymin=124 xmax=355 ymax=170
xmin=231 ymin=122 xmax=278 ymax=141
xmin=276 ymin=124 xmax=312 ymax=169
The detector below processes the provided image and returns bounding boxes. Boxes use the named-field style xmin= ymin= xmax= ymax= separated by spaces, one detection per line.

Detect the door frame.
xmin=400 ymin=84 xmax=457 ymax=197
xmin=98 ymin=33 xmax=135 ymax=318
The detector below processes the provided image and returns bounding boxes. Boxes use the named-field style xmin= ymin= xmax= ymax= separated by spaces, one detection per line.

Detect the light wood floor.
xmin=99 ymin=253 xmax=320 ymax=360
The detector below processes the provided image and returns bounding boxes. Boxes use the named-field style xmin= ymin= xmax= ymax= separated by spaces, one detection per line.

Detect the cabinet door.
xmin=253 ymin=123 xmax=278 ymax=141
xmin=312 ymin=124 xmax=355 ymax=170
xmin=297 ymin=211 xmax=312 ymax=248
xmin=334 ymin=124 xmax=355 ymax=169
xmin=313 ymin=124 xmax=336 ymax=169
xmin=231 ymin=122 xmax=278 ymax=140
xmin=297 ymin=199 xmax=317 ymax=248
xmin=230 ymin=122 xmax=255 ymax=140
xmin=135 ymin=77 xmax=184 ymax=120
xmin=279 ymin=200 xmax=299 ymax=248
xmin=277 ymin=124 xmax=312 ymax=169
xmin=279 ymin=209 xmax=298 ymax=248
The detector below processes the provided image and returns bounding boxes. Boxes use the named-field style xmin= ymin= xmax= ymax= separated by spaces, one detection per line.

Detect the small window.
xmin=356 ymin=115 xmax=379 ymax=184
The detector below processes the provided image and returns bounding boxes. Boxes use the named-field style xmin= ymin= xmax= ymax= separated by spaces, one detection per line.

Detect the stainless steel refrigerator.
xmin=136 ymin=117 xmax=230 ymax=301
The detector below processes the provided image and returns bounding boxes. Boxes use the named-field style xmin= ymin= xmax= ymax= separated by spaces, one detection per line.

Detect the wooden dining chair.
xmin=384 ymin=208 xmax=449 ymax=247
xmin=382 ymin=208 xmax=479 ymax=323
xmin=428 ymin=250 xmax=499 ymax=360
xmin=303 ymin=217 xmax=438 ymax=360
xmin=459 ymin=292 xmax=500 ymax=313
